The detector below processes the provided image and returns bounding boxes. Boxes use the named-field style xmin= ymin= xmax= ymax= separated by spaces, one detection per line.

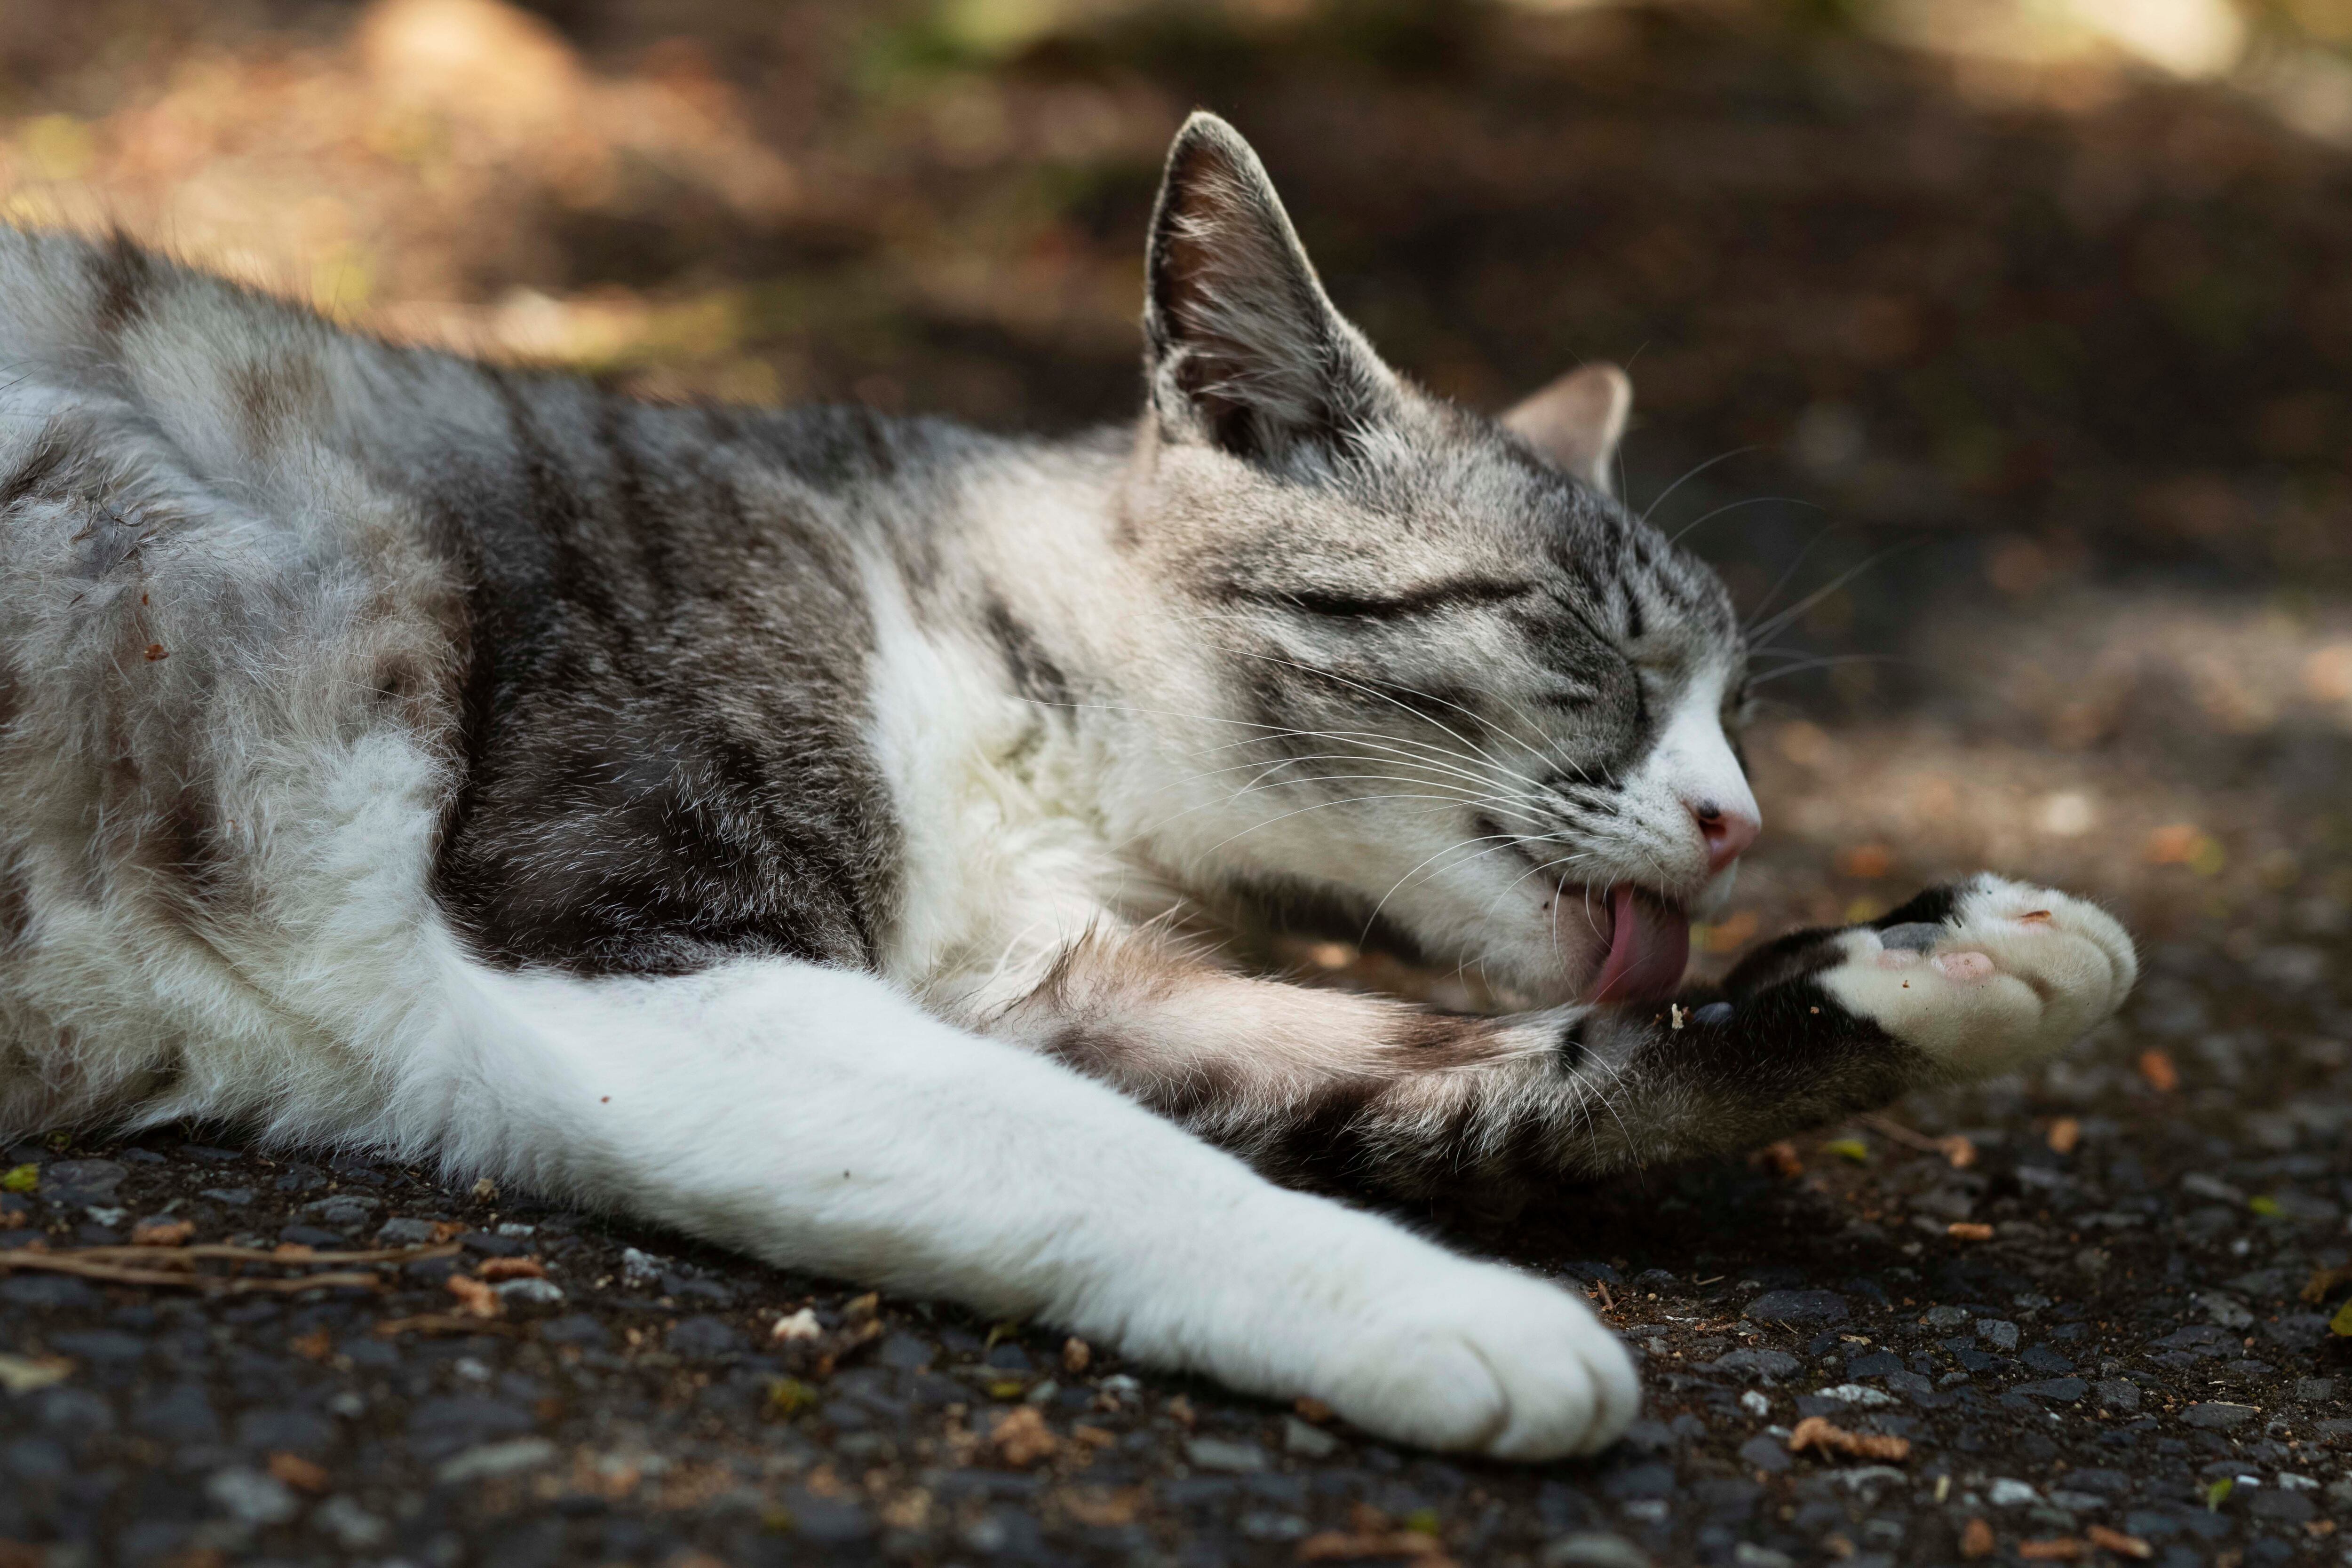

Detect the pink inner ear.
xmin=1502 ymin=364 xmax=1632 ymax=491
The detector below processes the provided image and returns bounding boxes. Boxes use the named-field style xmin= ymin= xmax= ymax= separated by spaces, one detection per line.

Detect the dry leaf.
xmin=1787 ymin=1416 xmax=1911 ymax=1462
xmin=1836 ymin=844 xmax=1893 ymax=879
xmin=2137 ymin=1049 xmax=2179 ymax=1093
xmin=2045 ymin=1117 xmax=2082 ymax=1155
xmin=1060 ymin=1485 xmax=1144 ymax=1527
xmin=2085 ymin=1525 xmax=2152 ymax=1560
xmin=470 ymin=1177 xmax=499 ymax=1202
xmin=1296 ymin=1532 xmax=1449 ymax=1562
xmin=131 ymin=1219 xmax=195 ymax=1247
xmin=289 ymin=1329 xmax=334 ymax=1362
xmin=1939 ymin=1134 xmax=1979 ymax=1169
xmin=1294 ymin=1396 xmax=1333 ymax=1423
xmin=0 ymin=1353 xmax=72 ymax=1394
xmin=267 ymin=1451 xmax=331 ymax=1493
xmin=444 ymin=1273 xmax=503 ymax=1318
xmin=1062 ymin=1336 xmax=1091 ymax=1375
xmin=1753 ymin=1140 xmax=1804 ymax=1179
xmin=476 ymin=1256 xmax=544 ymax=1282
xmin=762 ymin=1377 xmax=820 ymax=1419
xmin=990 ymin=1405 xmax=1058 ymax=1467
xmin=373 ymin=1313 xmax=523 ymax=1338
xmin=2300 ymin=1265 xmax=2352 ymax=1306
xmin=1947 ymin=1222 xmax=1994 ymax=1242
xmin=2143 ymin=824 xmax=2224 ymax=872
xmin=1961 ymin=1518 xmax=1996 ymax=1559
xmin=1298 ymin=1508 xmax=1451 ymax=1563
xmin=844 ymin=1291 xmax=880 ymax=1325
xmin=802 ymin=1315 xmax=882 ymax=1378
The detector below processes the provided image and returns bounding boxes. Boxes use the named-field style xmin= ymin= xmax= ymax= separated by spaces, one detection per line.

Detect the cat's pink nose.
xmin=1692 ymin=799 xmax=1759 ymax=873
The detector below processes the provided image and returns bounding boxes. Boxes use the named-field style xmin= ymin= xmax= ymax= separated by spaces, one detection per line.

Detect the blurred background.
xmin=4 ymin=0 xmax=2351 ymax=978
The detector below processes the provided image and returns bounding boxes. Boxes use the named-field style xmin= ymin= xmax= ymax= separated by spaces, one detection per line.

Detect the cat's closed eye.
xmin=1271 ymin=578 xmax=1533 ymax=620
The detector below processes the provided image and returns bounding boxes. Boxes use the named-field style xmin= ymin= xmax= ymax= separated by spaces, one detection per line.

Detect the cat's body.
xmin=0 ymin=117 xmax=2135 ymax=1457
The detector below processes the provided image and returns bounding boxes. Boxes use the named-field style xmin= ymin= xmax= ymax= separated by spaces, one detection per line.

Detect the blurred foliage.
xmin=3 ymin=0 xmax=2352 ymax=581
xmin=6 ymin=0 xmax=2352 ymax=932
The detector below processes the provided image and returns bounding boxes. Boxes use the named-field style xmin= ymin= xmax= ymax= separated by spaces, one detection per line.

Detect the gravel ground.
xmin=4 ymin=897 xmax=2352 ymax=1568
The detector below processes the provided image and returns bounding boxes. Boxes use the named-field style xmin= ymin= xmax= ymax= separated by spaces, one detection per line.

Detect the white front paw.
xmin=1313 ymin=1265 xmax=1638 ymax=1459
xmin=1819 ymin=873 xmax=2136 ymax=1078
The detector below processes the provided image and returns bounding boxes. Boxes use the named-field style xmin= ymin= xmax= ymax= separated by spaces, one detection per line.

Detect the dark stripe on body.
xmin=421 ymin=379 xmax=904 ymax=977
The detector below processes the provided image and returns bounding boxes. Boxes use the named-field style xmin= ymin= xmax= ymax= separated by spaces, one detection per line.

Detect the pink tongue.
xmin=1591 ymin=885 xmax=1691 ymax=1005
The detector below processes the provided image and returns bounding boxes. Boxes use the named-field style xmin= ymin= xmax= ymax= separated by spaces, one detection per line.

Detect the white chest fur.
xmin=856 ymin=548 xmax=1140 ymax=1023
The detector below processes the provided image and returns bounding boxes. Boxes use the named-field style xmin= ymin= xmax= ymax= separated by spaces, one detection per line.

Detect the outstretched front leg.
xmin=418 ymin=951 xmax=1642 ymax=1459
xmin=994 ymin=874 xmax=2135 ymax=1196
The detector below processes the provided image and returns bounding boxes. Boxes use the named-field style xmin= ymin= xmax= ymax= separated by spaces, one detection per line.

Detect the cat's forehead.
xmin=1177 ymin=412 xmax=1741 ymax=650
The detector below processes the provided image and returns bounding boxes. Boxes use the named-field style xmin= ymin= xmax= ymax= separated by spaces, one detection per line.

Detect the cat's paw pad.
xmin=1820 ymin=874 xmax=2136 ymax=1077
xmin=1315 ymin=1267 xmax=1638 ymax=1459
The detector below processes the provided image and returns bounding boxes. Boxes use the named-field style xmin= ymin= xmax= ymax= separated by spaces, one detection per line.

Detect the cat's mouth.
xmin=1588 ymin=885 xmax=1691 ymax=1005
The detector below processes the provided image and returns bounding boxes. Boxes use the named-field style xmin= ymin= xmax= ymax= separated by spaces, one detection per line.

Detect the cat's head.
xmin=1101 ymin=113 xmax=1754 ymax=1006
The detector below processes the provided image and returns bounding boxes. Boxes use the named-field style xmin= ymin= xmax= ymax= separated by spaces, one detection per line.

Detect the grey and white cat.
xmin=0 ymin=114 xmax=2133 ymax=1457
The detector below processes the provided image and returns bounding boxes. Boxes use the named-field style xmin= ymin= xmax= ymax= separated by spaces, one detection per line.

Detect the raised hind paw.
xmin=1819 ymin=873 xmax=2137 ymax=1078
xmin=1312 ymin=1264 xmax=1640 ymax=1459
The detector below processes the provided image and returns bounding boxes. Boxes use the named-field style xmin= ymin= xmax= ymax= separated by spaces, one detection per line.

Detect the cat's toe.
xmin=1317 ymin=1268 xmax=1638 ymax=1459
xmin=1932 ymin=950 xmax=1995 ymax=983
xmin=1950 ymin=875 xmax=2138 ymax=1025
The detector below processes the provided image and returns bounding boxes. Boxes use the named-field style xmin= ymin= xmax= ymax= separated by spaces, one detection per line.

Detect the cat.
xmin=0 ymin=111 xmax=2134 ymax=1458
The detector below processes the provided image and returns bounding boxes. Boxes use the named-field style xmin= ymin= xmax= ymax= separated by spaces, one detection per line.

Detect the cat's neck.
xmin=860 ymin=418 xmax=1202 ymax=1005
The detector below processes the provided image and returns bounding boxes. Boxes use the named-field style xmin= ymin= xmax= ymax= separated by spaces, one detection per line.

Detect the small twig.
xmin=0 ymin=1255 xmax=234 ymax=1288
xmin=0 ymin=1239 xmax=457 ymax=1294
xmin=222 ymin=1271 xmax=386 ymax=1296
xmin=1594 ymin=1282 xmax=1616 ymax=1313
xmin=375 ymin=1314 xmax=524 ymax=1338
xmin=1858 ymin=1113 xmax=1939 ymax=1151
xmin=28 ymin=1241 xmax=461 ymax=1267
xmin=1859 ymin=1114 xmax=1976 ymax=1168
xmin=1788 ymin=1414 xmax=1910 ymax=1462
xmin=0 ymin=1253 xmax=385 ymax=1293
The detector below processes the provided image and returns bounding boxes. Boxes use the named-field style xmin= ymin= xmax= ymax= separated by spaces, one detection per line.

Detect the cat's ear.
xmin=1503 ymin=364 xmax=1632 ymax=497
xmin=1143 ymin=112 xmax=1393 ymax=461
